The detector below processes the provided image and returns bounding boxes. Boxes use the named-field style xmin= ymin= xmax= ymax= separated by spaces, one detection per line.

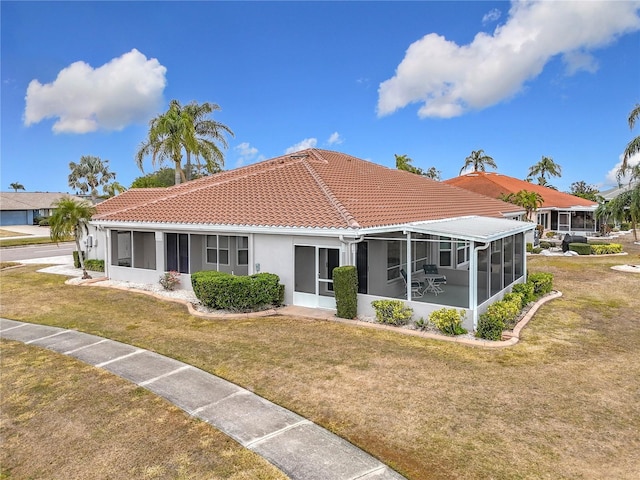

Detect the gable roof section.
xmin=443 ymin=172 xmax=598 ymax=209
xmin=93 ymin=149 xmax=524 ymax=230
xmin=0 ymin=192 xmax=85 ymax=211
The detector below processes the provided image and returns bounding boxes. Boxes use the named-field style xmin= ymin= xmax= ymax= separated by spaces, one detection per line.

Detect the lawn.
xmin=0 ymin=228 xmax=29 ymax=238
xmin=1 ymin=236 xmax=639 ymax=479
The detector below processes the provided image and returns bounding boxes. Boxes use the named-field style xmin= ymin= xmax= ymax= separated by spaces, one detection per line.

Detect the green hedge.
xmin=333 ymin=266 xmax=358 ymax=319
xmin=84 ymin=259 xmax=105 ymax=272
xmin=591 ymin=243 xmax=623 ymax=255
xmin=72 ymin=251 xmax=85 ymax=268
xmin=528 ymin=272 xmax=554 ymax=297
xmin=476 ymin=273 xmax=554 ymax=340
xmin=511 ymin=282 xmax=535 ymax=304
xmin=569 ymin=243 xmax=591 ymax=255
xmin=191 ymin=271 xmax=282 ymax=312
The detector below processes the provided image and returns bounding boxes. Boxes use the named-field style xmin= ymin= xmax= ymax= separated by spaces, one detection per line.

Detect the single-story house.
xmin=87 ymin=149 xmax=534 ymax=331
xmin=0 ymin=192 xmax=85 ymax=226
xmin=444 ymin=172 xmax=599 ymax=235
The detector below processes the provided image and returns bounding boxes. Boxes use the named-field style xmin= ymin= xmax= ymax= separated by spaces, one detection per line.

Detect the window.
xmin=456 ymin=241 xmax=469 ymax=266
xmin=166 ymin=233 xmax=189 ymax=273
xmin=206 ymin=235 xmax=230 ymax=265
xmin=237 ymin=236 xmax=248 ymax=265
xmin=387 ymin=240 xmax=401 ymax=281
xmin=112 ymin=231 xmax=132 ymax=267
xmin=439 ymin=238 xmax=452 ymax=267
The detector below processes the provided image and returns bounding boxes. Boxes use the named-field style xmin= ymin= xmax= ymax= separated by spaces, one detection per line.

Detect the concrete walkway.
xmin=0 ymin=318 xmax=406 ymax=480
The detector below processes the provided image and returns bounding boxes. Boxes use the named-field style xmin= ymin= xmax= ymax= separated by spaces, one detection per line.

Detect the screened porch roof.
xmin=363 ymin=216 xmax=535 ymax=243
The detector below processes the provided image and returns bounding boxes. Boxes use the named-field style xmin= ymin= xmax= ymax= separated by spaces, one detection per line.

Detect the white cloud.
xmin=605 ymin=151 xmax=640 ymax=186
xmin=482 ymin=8 xmax=501 ymax=25
xmin=285 ymin=137 xmax=317 ymax=154
xmin=234 ymin=142 xmax=264 ymax=167
xmin=378 ymin=1 xmax=640 ymax=119
xmin=24 ymin=49 xmax=166 ymax=133
xmin=327 ymin=131 xmax=343 ymax=145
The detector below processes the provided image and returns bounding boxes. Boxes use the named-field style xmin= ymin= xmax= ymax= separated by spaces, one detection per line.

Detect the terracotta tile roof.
xmin=443 ymin=172 xmax=598 ymax=209
xmin=93 ymin=149 xmax=523 ymax=229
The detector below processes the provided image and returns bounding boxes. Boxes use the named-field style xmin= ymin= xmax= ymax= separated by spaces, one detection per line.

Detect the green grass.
xmin=1 ymin=237 xmax=640 ymax=479
xmin=0 ymin=236 xmax=73 ymax=247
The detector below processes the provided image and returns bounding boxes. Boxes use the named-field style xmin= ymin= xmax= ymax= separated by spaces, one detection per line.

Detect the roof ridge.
xmin=301 ymin=154 xmax=361 ymax=228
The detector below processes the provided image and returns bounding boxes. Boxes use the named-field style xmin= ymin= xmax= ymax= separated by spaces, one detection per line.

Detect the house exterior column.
xmin=155 ymin=231 xmax=164 ymax=274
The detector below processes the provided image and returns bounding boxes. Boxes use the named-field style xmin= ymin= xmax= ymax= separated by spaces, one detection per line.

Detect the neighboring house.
xmin=444 ymin=172 xmax=599 ymax=235
xmin=0 ymin=192 xmax=85 ymax=226
xmin=87 ymin=149 xmax=534 ymax=330
xmin=600 ymin=180 xmax=639 ymax=202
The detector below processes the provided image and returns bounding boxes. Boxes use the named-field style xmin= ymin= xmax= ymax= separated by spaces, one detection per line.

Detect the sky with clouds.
xmin=2 ymin=1 xmax=639 ymax=194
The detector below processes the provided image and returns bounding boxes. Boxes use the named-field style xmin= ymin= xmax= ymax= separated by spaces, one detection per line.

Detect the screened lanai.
xmin=353 ymin=216 xmax=535 ymax=330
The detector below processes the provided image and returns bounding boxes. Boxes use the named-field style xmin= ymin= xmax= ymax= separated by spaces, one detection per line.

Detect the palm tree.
xmin=597 ymin=185 xmax=640 ymax=241
xmin=49 ymin=197 xmax=96 ymax=276
xmin=183 ymin=100 xmax=234 ymax=180
xmin=103 ymin=181 xmax=127 ymax=198
xmin=527 ymin=156 xmax=562 ymax=184
xmin=460 ymin=150 xmax=497 ymax=174
xmin=9 ymin=182 xmax=25 ymax=192
xmin=68 ymin=156 xmax=116 ymax=202
xmin=620 ymin=103 xmax=640 ymax=180
xmin=136 ymin=102 xmax=194 ymax=185
xmin=136 ymin=100 xmax=234 ymax=185
xmin=501 ymin=190 xmax=544 ymax=222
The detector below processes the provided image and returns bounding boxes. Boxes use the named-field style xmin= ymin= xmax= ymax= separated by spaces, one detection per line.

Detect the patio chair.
xmin=400 ymin=269 xmax=425 ymax=298
xmin=422 ymin=264 xmax=447 ymax=295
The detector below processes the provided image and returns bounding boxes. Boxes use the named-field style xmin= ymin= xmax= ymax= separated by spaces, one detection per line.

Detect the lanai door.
xmin=294 ymin=245 xmax=339 ymax=309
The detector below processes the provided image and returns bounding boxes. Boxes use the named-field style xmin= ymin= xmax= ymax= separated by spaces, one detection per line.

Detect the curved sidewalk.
xmin=0 ymin=318 xmax=405 ymax=480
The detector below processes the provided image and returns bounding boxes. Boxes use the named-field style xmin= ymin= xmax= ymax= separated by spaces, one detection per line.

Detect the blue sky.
xmin=2 ymin=1 xmax=639 ymax=195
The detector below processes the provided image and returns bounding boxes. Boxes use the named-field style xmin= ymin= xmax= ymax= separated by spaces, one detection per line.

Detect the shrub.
xmin=159 ymin=271 xmax=181 ymax=291
xmin=84 ymin=259 xmax=104 ymax=272
xmin=526 ymin=242 xmax=533 ymax=253
xmin=539 ymin=241 xmax=553 ymax=249
xmin=486 ymin=299 xmax=520 ymax=325
xmin=415 ymin=318 xmax=427 ymax=330
xmin=476 ymin=313 xmax=505 ymax=341
xmin=429 ymin=308 xmax=467 ymax=336
xmin=620 ymin=222 xmax=631 ymax=231
xmin=569 ymin=243 xmax=591 ymax=255
xmin=191 ymin=271 xmax=282 ymax=311
xmin=512 ymin=282 xmax=535 ymax=304
xmin=531 ymin=247 xmax=543 ymax=254
xmin=38 ymin=217 xmax=50 ymax=226
xmin=528 ymin=272 xmax=553 ymax=297
xmin=545 ymin=231 xmax=556 ymax=238
xmin=371 ymin=300 xmax=413 ymax=326
xmin=503 ymin=292 xmax=525 ymax=310
xmin=333 ymin=266 xmax=358 ymax=319
xmin=591 ymin=243 xmax=623 ymax=255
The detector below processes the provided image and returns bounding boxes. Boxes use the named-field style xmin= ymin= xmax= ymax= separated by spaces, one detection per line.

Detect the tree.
xmin=130 ymin=166 xmax=204 ymax=188
xmin=103 ymin=181 xmax=127 ymax=198
xmin=570 ymin=181 xmax=600 ymax=201
xmin=620 ymin=103 xmax=640 ymax=180
xmin=424 ymin=166 xmax=442 ymax=181
xmin=136 ymin=100 xmax=233 ymax=185
xmin=49 ymin=197 xmax=96 ymax=276
xmin=500 ymin=190 xmax=544 ymax=222
xmin=68 ymin=156 xmax=116 ymax=202
xmin=9 ymin=182 xmax=25 ymax=192
xmin=460 ymin=150 xmax=497 ymax=174
xmin=597 ymin=185 xmax=640 ymax=241
xmin=527 ymin=156 xmax=562 ymax=184
xmin=182 ymin=100 xmax=234 ymax=180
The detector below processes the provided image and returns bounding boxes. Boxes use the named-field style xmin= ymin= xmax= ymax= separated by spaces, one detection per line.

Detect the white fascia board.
xmin=89 ymin=220 xmax=361 ymax=238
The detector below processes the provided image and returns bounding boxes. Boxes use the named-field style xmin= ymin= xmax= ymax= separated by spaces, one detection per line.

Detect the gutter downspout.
xmin=471 ymin=241 xmax=491 ymax=330
xmin=339 ymin=234 xmax=364 ymax=266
